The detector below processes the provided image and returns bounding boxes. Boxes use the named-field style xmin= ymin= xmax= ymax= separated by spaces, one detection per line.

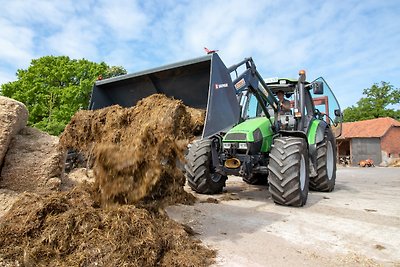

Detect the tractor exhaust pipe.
xmin=297 ymin=70 xmax=306 ymax=131
xmin=225 ymin=158 xmax=241 ymax=169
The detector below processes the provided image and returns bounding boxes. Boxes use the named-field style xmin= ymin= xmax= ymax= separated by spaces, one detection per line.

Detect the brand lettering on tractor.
xmin=234 ymin=78 xmax=245 ymax=90
xmin=215 ymin=83 xmax=228 ymax=89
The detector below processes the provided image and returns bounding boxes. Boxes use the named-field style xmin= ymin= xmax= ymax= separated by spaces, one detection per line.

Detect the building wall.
xmin=381 ymin=127 xmax=400 ymax=163
xmin=351 ymin=138 xmax=381 ymax=166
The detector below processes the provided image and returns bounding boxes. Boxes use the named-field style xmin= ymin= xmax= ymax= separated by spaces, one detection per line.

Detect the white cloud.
xmin=0 ymin=18 xmax=35 ymax=67
xmin=45 ymin=17 xmax=102 ymax=60
xmin=96 ymin=0 xmax=148 ymax=41
xmin=0 ymin=0 xmax=74 ymax=27
xmin=0 ymin=0 xmax=399 ymax=109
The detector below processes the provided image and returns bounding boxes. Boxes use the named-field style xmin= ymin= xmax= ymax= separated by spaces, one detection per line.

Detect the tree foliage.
xmin=0 ymin=56 xmax=126 ymax=135
xmin=343 ymin=82 xmax=400 ymax=122
xmin=102 ymin=66 xmax=127 ymax=79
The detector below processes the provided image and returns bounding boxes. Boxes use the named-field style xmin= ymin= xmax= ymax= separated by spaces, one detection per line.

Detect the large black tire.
xmin=310 ymin=129 xmax=336 ymax=192
xmin=185 ymin=139 xmax=227 ymax=194
xmin=268 ymin=137 xmax=309 ymax=207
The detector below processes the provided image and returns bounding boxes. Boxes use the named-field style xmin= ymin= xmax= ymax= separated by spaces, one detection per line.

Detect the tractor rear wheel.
xmin=268 ymin=137 xmax=309 ymax=207
xmin=310 ymin=128 xmax=336 ymax=192
xmin=185 ymin=139 xmax=227 ymax=194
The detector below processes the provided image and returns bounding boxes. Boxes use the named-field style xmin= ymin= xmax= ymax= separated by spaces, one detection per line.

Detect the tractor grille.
xmin=224 ymin=133 xmax=247 ymax=141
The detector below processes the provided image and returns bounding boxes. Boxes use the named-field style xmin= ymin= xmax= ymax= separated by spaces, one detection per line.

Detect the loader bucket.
xmin=89 ymin=53 xmax=240 ymax=138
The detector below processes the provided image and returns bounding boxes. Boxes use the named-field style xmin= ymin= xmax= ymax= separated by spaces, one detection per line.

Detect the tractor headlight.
xmin=223 ymin=143 xmax=232 ymax=149
xmin=238 ymin=143 xmax=248 ymax=150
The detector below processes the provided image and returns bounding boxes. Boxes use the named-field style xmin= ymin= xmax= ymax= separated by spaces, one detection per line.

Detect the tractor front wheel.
xmin=268 ymin=137 xmax=309 ymax=207
xmin=310 ymin=128 xmax=336 ymax=192
xmin=185 ymin=139 xmax=227 ymax=194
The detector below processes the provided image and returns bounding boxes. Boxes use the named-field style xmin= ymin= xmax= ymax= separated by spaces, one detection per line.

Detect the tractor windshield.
xmin=310 ymin=77 xmax=342 ymax=137
xmin=245 ymin=93 xmax=272 ymax=119
xmin=246 ymin=93 xmax=259 ymax=118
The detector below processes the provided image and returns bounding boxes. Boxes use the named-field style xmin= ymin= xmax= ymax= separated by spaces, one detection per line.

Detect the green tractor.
xmin=183 ymin=57 xmax=342 ymax=207
xmin=89 ymin=53 xmax=342 ymax=207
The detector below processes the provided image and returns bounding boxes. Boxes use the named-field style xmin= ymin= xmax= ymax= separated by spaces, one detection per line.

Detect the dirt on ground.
xmin=0 ymin=186 xmax=214 ymax=267
xmin=389 ymin=159 xmax=400 ymax=167
xmin=0 ymin=189 xmax=19 ymax=218
xmin=0 ymin=94 xmax=216 ymax=266
xmin=167 ymin=168 xmax=400 ymax=267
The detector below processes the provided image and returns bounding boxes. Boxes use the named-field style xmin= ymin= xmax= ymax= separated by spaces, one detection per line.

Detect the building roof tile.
xmin=339 ymin=117 xmax=400 ymax=139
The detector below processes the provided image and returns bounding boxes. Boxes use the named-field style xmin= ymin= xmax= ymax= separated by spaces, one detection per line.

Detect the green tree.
xmin=343 ymin=81 xmax=400 ymax=122
xmin=102 ymin=65 xmax=127 ymax=79
xmin=0 ymin=56 xmax=126 ymax=135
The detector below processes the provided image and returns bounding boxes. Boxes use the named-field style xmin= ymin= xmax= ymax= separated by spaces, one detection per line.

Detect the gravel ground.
xmin=167 ymin=167 xmax=400 ymax=267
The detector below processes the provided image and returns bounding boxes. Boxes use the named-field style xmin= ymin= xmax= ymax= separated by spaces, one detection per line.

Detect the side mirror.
xmin=334 ymin=109 xmax=341 ymax=117
xmin=312 ymin=81 xmax=324 ymax=94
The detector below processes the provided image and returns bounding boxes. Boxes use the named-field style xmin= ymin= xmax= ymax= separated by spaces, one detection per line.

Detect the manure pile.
xmin=0 ymin=187 xmax=214 ymax=267
xmin=0 ymin=94 xmax=214 ymax=266
xmin=60 ymin=93 xmax=205 ymax=207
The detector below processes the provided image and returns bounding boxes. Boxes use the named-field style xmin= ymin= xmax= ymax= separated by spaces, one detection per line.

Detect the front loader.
xmin=89 ymin=53 xmax=342 ymax=207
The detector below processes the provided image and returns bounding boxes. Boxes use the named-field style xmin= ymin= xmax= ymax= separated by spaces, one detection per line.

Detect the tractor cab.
xmin=265 ymin=77 xmax=300 ymax=93
xmin=265 ymin=77 xmax=342 ymax=136
xmin=265 ymin=78 xmax=300 ymax=131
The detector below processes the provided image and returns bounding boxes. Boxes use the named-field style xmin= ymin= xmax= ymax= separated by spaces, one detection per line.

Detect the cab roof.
xmin=265 ymin=78 xmax=310 ymax=93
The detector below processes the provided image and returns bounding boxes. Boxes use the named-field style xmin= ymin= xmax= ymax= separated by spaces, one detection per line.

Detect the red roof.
xmin=339 ymin=117 xmax=400 ymax=139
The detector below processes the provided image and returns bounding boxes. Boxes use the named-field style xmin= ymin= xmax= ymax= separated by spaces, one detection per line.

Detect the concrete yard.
xmin=167 ymin=167 xmax=400 ymax=267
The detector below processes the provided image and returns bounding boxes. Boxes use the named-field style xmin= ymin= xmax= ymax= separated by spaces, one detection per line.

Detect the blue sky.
xmin=0 ymin=0 xmax=399 ymax=109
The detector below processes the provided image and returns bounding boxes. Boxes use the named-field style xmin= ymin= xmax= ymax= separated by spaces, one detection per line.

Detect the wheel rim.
xmin=300 ymin=155 xmax=306 ymax=191
xmin=326 ymin=141 xmax=334 ymax=180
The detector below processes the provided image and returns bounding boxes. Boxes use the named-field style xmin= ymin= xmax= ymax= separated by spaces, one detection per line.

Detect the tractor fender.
xmin=279 ymin=130 xmax=309 ymax=151
xmin=307 ymin=120 xmax=329 ymax=175
xmin=280 ymin=129 xmax=318 ymax=177
xmin=314 ymin=120 xmax=329 ymax=144
xmin=279 ymin=130 xmax=308 ymax=140
xmin=279 ymin=120 xmax=328 ymax=149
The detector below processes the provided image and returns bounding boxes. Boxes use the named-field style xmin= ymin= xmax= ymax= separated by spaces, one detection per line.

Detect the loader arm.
xmin=228 ymin=58 xmax=279 ymax=129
